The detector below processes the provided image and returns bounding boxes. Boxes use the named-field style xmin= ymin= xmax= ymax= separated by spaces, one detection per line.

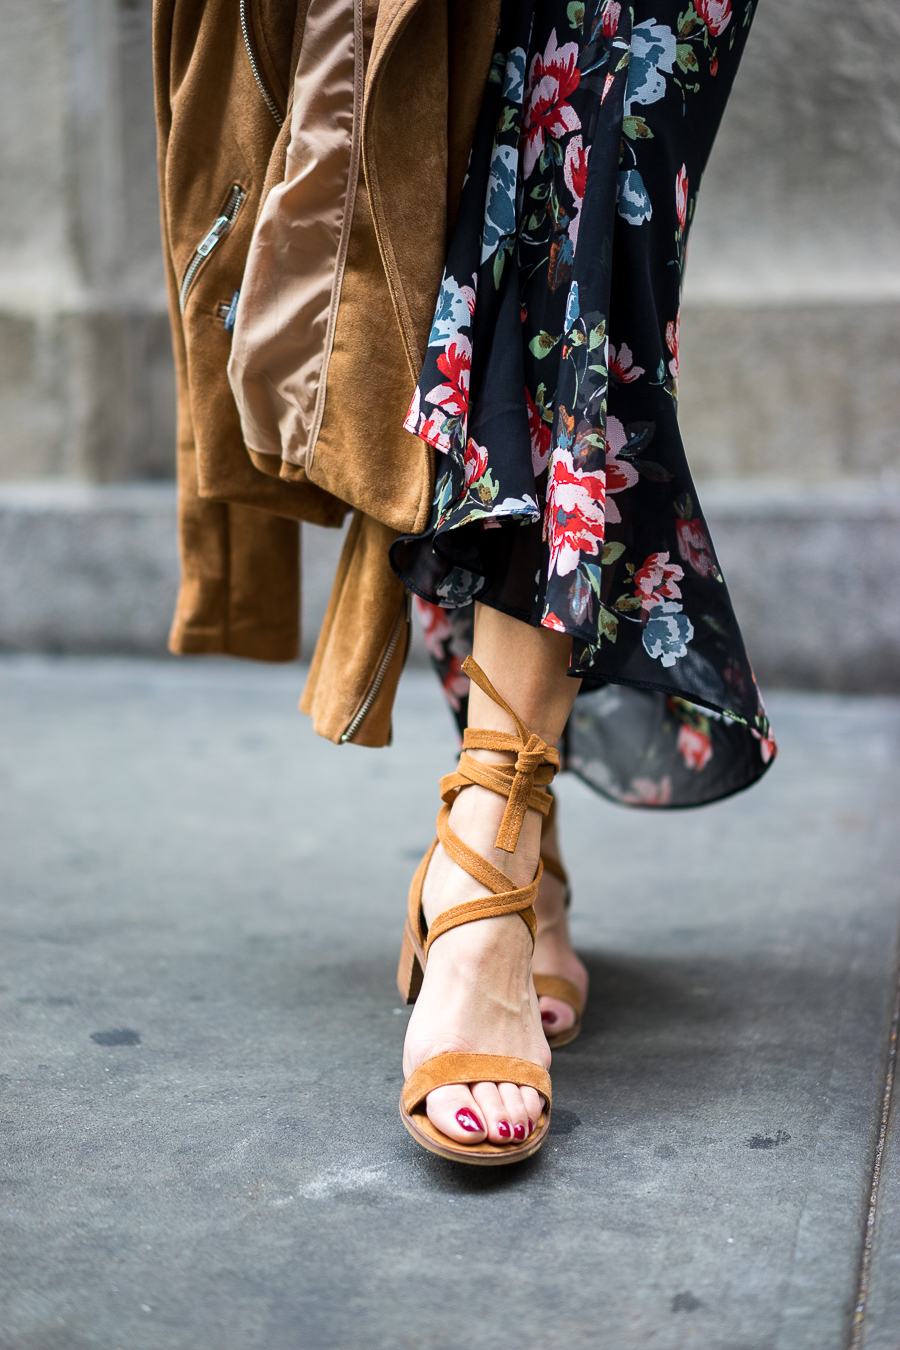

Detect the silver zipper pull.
xmin=178 ymin=186 xmax=247 ymax=313
xmin=196 ymin=217 xmax=231 ymax=258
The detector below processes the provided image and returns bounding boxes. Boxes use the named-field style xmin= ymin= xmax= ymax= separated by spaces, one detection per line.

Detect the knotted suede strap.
xmin=401 ymin=1053 xmax=552 ymax=1112
xmin=414 ymin=657 xmax=561 ymax=957
xmin=439 ymin=656 xmax=560 ymax=854
xmin=422 ymin=803 xmax=542 ymax=956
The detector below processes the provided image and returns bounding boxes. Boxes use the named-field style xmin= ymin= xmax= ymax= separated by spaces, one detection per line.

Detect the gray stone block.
xmin=0 ymin=482 xmax=180 ymax=653
xmin=679 ymin=302 xmax=900 ymax=484
xmin=701 ymin=480 xmax=900 ymax=693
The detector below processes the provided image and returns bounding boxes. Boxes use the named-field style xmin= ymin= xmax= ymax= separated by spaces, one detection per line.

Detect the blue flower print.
xmin=502 ymin=45 xmax=527 ymax=103
xmin=642 ymin=605 xmax=695 ymax=667
xmin=563 ymin=280 xmax=580 ymax=330
xmin=427 ymin=275 xmax=476 ymax=348
xmin=624 ymin=20 xmax=677 ymax=112
xmin=617 ymin=168 xmax=652 ymax=224
xmin=481 ymin=144 xmax=518 ymax=264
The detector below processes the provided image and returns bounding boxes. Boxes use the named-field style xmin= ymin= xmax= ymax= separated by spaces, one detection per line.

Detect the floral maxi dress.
xmin=390 ymin=0 xmax=776 ymax=808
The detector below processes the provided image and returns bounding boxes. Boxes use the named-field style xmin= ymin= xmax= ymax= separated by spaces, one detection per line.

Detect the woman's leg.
xmin=402 ymin=602 xmax=581 ymax=1145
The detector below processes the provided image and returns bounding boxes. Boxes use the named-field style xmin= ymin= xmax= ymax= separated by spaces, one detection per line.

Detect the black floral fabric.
xmin=390 ymin=0 xmax=776 ymax=807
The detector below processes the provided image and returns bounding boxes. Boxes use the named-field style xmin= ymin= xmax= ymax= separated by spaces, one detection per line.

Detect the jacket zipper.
xmin=240 ymin=0 xmax=285 ymax=128
xmin=178 ymin=185 xmax=246 ymax=313
xmin=340 ymin=595 xmax=410 ymax=744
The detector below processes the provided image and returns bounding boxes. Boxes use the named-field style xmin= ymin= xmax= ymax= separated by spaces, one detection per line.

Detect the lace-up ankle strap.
xmin=438 ymin=656 xmax=561 ymax=854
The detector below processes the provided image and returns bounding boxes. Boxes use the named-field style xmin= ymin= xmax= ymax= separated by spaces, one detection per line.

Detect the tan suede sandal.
xmin=397 ymin=655 xmax=559 ymax=1166
xmin=535 ymin=792 xmax=586 ymax=1050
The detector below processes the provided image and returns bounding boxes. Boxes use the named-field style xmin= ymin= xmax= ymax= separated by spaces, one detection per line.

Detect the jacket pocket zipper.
xmin=179 ymin=185 xmax=246 ymax=313
xmin=340 ymin=595 xmax=410 ymax=744
xmin=240 ymin=0 xmax=285 ymax=128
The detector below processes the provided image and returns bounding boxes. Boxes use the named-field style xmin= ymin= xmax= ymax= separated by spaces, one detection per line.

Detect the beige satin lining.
xmin=227 ymin=0 xmax=364 ymax=467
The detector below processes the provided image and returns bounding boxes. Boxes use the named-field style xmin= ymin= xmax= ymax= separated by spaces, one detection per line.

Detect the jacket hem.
xmin=169 ymin=624 xmax=299 ymax=663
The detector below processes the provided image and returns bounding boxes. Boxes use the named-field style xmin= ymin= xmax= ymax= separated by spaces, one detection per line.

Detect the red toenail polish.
xmin=541 ymin=1010 xmax=557 ymax=1025
xmin=528 ymin=1118 xmax=535 ymax=1134
xmin=456 ymin=1109 xmax=483 ymax=1133
xmin=497 ymin=1120 xmax=512 ymax=1139
xmin=513 ymin=1123 xmax=526 ymax=1141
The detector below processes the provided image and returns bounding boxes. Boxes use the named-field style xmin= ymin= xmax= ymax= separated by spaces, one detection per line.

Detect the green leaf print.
xmin=615 ymin=594 xmax=642 ymax=612
xmin=529 ymin=331 xmax=562 ymax=359
xmin=535 ymin=382 xmax=554 ymax=424
xmin=498 ymin=105 xmax=517 ymax=133
xmin=602 ymin=541 xmax=626 ymax=566
xmin=677 ymin=43 xmax=700 ymax=72
xmin=567 ymin=1 xmax=585 ymax=29
xmin=599 ymin=608 xmax=619 ymax=643
xmin=493 ymin=235 xmax=513 ymax=290
xmin=622 ymin=116 xmax=654 ymax=141
xmin=588 ymin=322 xmax=607 ymax=350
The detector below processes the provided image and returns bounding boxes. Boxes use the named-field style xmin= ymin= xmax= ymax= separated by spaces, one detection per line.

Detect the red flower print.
xmin=414 ymin=596 xmax=452 ymax=660
xmin=526 ymin=389 xmax=552 ymax=476
xmin=602 ymin=1 xmax=621 ymax=36
xmin=608 ymin=342 xmax=645 ymax=385
xmin=542 ymin=611 xmax=568 ymax=633
xmin=676 ymin=517 xmax=719 ymax=579
xmin=666 ymin=315 xmax=680 ymax=385
xmin=404 ymin=384 xmax=422 ymax=436
xmin=405 ymin=383 xmax=452 ymax=453
xmin=622 ymin=775 xmax=673 ymax=806
xmin=677 ymin=723 xmax=713 ymax=772
xmin=563 ymin=136 xmax=590 ymax=245
xmin=419 ymin=411 xmax=451 ymax=453
xmin=463 ymin=438 xmax=489 ymax=490
xmin=710 ymin=56 xmax=719 ymax=76
xmin=675 ymin=165 xmax=688 ymax=231
xmin=522 ymin=32 xmax=582 ymax=179
xmin=442 ymin=654 xmax=471 ymax=713
xmin=751 ymin=727 xmax=777 ymax=764
xmin=424 ymin=337 xmax=471 ymax=420
xmin=693 ymin=0 xmax=731 ymax=36
xmin=634 ymin=552 xmax=683 ymax=611
xmin=604 ymin=416 xmax=639 ymax=525
xmin=544 ymin=446 xmax=606 ymax=578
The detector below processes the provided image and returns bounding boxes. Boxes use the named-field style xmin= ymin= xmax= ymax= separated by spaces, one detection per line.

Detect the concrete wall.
xmin=1 ymin=0 xmax=899 ymax=689
xmin=0 ymin=0 xmax=173 ymax=481
xmin=682 ymin=0 xmax=900 ymax=484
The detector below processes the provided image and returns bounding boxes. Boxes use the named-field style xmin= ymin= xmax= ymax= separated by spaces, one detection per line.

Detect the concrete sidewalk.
xmin=0 ymin=656 xmax=899 ymax=1350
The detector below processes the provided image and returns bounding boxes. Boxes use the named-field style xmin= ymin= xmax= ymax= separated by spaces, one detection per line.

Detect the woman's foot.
xmin=401 ymin=765 xmax=551 ymax=1148
xmin=532 ymin=860 xmax=589 ymax=1039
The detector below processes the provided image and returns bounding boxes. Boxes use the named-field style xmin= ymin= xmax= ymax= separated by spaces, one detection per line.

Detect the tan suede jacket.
xmin=153 ymin=0 xmax=499 ymax=744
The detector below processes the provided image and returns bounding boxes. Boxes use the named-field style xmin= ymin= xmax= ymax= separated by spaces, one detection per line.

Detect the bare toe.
xmin=520 ymin=1086 xmax=545 ymax=1132
xmin=497 ymin=1083 xmax=531 ymax=1141
xmin=539 ymin=995 xmax=576 ymax=1036
xmin=425 ymin=1084 xmax=487 ymax=1144
xmin=470 ymin=1081 xmax=516 ymax=1143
